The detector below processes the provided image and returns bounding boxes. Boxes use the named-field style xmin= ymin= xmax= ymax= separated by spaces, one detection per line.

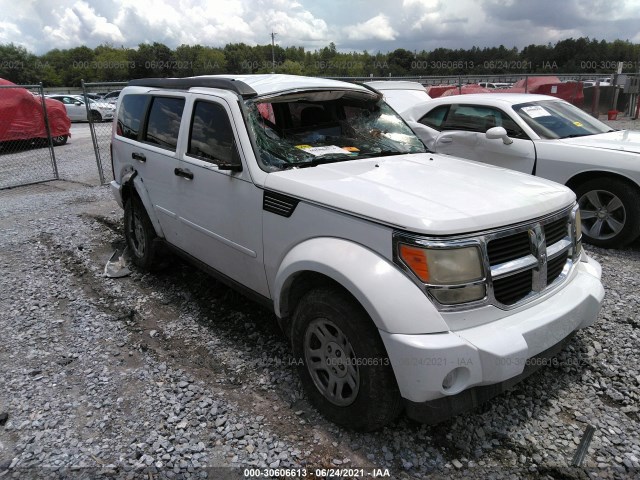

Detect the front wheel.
xmin=89 ymin=110 xmax=102 ymax=122
xmin=124 ymin=196 xmax=157 ymax=269
xmin=575 ymin=177 xmax=640 ymax=248
xmin=291 ymin=287 xmax=402 ymax=431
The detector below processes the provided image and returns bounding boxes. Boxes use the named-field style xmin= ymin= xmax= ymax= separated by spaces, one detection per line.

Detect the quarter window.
xmin=144 ymin=97 xmax=185 ymax=151
xmin=188 ymin=101 xmax=239 ymax=166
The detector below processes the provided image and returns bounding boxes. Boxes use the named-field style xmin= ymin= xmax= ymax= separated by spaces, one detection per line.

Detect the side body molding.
xmin=273 ymin=237 xmax=449 ymax=335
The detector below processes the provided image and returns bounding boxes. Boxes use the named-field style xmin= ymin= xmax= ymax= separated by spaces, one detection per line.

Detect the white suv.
xmin=110 ymin=75 xmax=604 ymax=431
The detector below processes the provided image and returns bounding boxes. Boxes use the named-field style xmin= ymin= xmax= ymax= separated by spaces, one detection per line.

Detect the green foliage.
xmin=2 ymin=37 xmax=640 ymax=87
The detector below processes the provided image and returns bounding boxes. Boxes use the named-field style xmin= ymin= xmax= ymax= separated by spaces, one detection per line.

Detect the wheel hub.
xmin=324 ymin=341 xmax=348 ymax=378
xmin=304 ymin=318 xmax=360 ymax=406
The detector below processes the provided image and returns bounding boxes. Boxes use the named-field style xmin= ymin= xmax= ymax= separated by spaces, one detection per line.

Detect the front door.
xmin=175 ymin=96 xmax=269 ymax=297
xmin=432 ymin=104 xmax=537 ymax=174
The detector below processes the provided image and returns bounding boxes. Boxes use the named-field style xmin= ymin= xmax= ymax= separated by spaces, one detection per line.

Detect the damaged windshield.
xmin=245 ymin=90 xmax=426 ymax=170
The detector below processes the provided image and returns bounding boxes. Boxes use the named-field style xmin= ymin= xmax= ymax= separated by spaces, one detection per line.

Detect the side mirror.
xmin=486 ymin=126 xmax=513 ymax=145
xmin=218 ymin=143 xmax=243 ymax=172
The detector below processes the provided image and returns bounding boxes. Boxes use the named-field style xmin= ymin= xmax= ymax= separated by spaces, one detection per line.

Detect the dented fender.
xmin=110 ymin=172 xmax=165 ymax=238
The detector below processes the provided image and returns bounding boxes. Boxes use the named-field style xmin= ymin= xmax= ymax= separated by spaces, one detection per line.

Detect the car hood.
xmin=264 ymin=153 xmax=574 ymax=235
xmin=559 ymin=130 xmax=640 ymax=154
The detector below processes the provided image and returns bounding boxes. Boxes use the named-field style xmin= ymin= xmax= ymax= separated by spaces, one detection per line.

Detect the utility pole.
xmin=271 ymin=31 xmax=278 ymax=72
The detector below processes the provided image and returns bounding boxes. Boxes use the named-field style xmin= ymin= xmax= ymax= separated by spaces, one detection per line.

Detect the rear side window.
xmin=117 ymin=94 xmax=148 ymax=140
xmin=144 ymin=97 xmax=185 ymax=151
xmin=188 ymin=101 xmax=238 ymax=166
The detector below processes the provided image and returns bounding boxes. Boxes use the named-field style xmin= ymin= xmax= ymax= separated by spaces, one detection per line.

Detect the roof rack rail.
xmin=127 ymin=77 xmax=257 ymax=98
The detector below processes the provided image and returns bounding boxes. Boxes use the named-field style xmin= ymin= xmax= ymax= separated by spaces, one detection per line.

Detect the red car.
xmin=0 ymin=78 xmax=71 ymax=147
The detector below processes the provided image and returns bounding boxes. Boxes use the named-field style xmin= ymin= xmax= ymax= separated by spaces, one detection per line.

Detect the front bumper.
xmin=380 ymin=255 xmax=604 ymax=422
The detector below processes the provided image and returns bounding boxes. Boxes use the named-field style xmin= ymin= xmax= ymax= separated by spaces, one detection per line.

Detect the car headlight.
xmin=572 ymin=205 xmax=582 ymax=259
xmin=398 ymin=244 xmax=486 ymax=304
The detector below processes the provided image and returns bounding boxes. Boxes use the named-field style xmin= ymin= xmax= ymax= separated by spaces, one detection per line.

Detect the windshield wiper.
xmin=560 ymin=133 xmax=593 ymax=139
xmin=291 ymin=154 xmax=355 ymax=169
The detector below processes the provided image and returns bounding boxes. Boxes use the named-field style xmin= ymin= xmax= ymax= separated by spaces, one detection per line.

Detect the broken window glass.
xmin=245 ymin=91 xmax=426 ymax=171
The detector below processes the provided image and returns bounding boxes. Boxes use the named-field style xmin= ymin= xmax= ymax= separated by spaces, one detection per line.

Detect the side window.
xmin=418 ymin=105 xmax=450 ymax=130
xmin=117 ymin=94 xmax=149 ymax=140
xmin=442 ymin=105 xmax=528 ymax=138
xmin=144 ymin=97 xmax=185 ymax=151
xmin=187 ymin=101 xmax=239 ymax=166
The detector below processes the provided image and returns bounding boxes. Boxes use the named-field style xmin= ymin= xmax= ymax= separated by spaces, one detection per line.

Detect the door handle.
xmin=439 ymin=138 xmax=453 ymax=144
xmin=132 ymin=152 xmax=146 ymax=162
xmin=174 ymin=168 xmax=194 ymax=180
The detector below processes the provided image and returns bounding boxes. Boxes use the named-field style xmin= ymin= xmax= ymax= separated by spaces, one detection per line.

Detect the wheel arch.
xmin=121 ymin=172 xmax=165 ymax=238
xmin=274 ymin=237 xmax=448 ymax=337
xmin=565 ymin=170 xmax=640 ymax=192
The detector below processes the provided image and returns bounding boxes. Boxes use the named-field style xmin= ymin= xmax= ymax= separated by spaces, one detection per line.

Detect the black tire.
xmin=89 ymin=110 xmax=102 ymax=122
xmin=124 ymin=196 xmax=157 ymax=269
xmin=291 ymin=286 xmax=402 ymax=431
xmin=51 ymin=135 xmax=68 ymax=146
xmin=575 ymin=177 xmax=640 ymax=248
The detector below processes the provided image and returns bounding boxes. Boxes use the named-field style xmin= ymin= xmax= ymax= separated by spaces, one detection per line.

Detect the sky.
xmin=1 ymin=0 xmax=640 ymax=54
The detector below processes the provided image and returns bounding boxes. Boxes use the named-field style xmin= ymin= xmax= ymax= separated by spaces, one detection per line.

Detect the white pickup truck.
xmin=110 ymin=74 xmax=604 ymax=431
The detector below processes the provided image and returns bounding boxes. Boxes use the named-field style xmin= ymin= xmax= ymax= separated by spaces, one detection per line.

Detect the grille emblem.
xmin=529 ymin=224 xmax=548 ymax=292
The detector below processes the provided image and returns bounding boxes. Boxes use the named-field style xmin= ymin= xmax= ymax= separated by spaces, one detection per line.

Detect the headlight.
xmin=399 ymin=244 xmax=483 ymax=284
xmin=572 ymin=206 xmax=583 ymax=259
xmin=398 ymin=244 xmax=485 ymax=305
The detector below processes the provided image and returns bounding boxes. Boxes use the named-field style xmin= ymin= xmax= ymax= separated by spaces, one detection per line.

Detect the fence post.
xmin=82 ymin=79 xmax=106 ymax=185
xmin=39 ymin=82 xmax=59 ymax=180
xmin=458 ymin=76 xmax=462 ymax=94
xmin=524 ymin=75 xmax=528 ymax=93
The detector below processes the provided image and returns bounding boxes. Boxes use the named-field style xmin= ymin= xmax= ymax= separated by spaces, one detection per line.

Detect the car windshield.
xmin=513 ymin=100 xmax=613 ymax=139
xmin=245 ymin=90 xmax=426 ymax=170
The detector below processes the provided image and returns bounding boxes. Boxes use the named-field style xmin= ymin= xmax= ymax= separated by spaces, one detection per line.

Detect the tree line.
xmin=1 ymin=37 xmax=639 ymax=87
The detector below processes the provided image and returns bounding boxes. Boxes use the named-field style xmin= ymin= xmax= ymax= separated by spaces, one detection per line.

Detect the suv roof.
xmin=127 ymin=74 xmax=375 ymax=99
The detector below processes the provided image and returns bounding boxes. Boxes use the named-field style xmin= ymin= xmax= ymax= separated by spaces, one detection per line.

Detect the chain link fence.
xmin=82 ymin=81 xmax=127 ymax=184
xmin=0 ymin=84 xmax=60 ymax=190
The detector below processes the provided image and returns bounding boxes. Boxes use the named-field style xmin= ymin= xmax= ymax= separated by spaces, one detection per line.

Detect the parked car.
xmin=46 ymin=94 xmax=115 ymax=122
xmin=0 ymin=78 xmax=70 ymax=147
xmin=364 ymin=81 xmax=430 ymax=113
xmin=399 ymin=93 xmax=640 ymax=247
xmin=478 ymin=82 xmax=513 ymax=89
xmin=110 ymin=75 xmax=603 ymax=430
xmin=102 ymin=90 xmax=122 ymax=104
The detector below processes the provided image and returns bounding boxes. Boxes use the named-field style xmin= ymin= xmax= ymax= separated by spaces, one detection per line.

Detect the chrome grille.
xmin=486 ymin=231 xmax=530 ymax=266
xmin=393 ymin=204 xmax=581 ymax=311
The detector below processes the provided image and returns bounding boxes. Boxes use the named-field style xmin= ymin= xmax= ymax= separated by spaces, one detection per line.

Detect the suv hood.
xmin=560 ymin=130 xmax=640 ymax=154
xmin=265 ymin=153 xmax=575 ymax=235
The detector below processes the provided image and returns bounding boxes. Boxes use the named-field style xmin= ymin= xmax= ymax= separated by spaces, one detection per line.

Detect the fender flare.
xmin=122 ymin=171 xmax=165 ymax=238
xmin=273 ymin=237 xmax=448 ymax=335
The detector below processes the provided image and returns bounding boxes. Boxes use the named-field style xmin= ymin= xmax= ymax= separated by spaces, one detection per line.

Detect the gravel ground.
xmin=0 ymin=117 xmax=639 ymax=479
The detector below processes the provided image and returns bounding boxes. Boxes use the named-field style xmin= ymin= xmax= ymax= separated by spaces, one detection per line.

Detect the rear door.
xmin=113 ymin=93 xmax=185 ymax=245
xmin=426 ymin=104 xmax=537 ymax=174
xmin=174 ymin=95 xmax=269 ymax=297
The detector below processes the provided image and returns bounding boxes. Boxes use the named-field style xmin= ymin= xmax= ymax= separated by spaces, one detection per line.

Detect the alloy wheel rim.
xmin=578 ymin=189 xmax=626 ymax=241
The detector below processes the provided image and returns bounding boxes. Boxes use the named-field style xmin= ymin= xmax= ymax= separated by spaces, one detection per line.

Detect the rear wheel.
xmin=291 ymin=286 xmax=402 ymax=431
xmin=124 ymin=196 xmax=157 ymax=269
xmin=576 ymin=177 xmax=640 ymax=248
